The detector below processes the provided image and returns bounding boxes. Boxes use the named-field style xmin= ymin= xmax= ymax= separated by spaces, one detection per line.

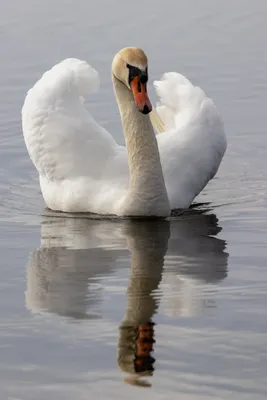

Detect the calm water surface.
xmin=0 ymin=0 xmax=267 ymax=399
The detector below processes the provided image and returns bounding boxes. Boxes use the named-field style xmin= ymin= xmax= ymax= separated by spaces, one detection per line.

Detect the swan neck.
xmin=112 ymin=75 xmax=170 ymax=216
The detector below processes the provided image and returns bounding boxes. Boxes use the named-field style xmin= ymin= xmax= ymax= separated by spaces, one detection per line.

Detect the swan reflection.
xmin=117 ymin=211 xmax=228 ymax=385
xmin=162 ymin=212 xmax=229 ymax=316
xmin=117 ymin=220 xmax=169 ymax=387
xmin=25 ymin=216 xmax=129 ymax=318
xmin=25 ymin=210 xmax=228 ymax=384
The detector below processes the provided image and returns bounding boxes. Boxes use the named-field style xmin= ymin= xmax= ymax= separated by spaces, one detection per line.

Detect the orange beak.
xmin=130 ymin=76 xmax=152 ymax=115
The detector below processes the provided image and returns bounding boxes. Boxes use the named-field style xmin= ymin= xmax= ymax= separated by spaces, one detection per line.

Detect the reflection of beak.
xmin=130 ymin=76 xmax=152 ymax=115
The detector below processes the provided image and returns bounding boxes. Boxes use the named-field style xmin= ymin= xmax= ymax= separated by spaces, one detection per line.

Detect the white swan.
xmin=22 ymin=47 xmax=227 ymax=217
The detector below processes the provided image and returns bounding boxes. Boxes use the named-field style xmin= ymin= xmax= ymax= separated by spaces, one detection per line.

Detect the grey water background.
xmin=0 ymin=0 xmax=267 ymax=398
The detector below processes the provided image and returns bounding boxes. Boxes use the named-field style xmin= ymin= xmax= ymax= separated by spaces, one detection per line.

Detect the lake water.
xmin=0 ymin=0 xmax=267 ymax=398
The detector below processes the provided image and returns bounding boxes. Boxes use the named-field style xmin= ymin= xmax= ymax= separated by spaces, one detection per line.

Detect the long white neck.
xmin=112 ymin=75 xmax=170 ymax=217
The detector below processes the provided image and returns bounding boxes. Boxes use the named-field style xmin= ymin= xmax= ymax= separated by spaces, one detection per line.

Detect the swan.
xmin=22 ymin=47 xmax=227 ymax=217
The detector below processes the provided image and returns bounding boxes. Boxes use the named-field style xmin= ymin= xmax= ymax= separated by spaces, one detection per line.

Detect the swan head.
xmin=112 ymin=47 xmax=152 ymax=115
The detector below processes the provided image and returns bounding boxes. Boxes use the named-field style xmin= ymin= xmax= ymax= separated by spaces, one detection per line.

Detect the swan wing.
xmin=22 ymin=58 xmax=129 ymax=213
xmin=22 ymin=58 xmax=119 ymax=181
xmin=153 ymin=72 xmax=227 ymax=209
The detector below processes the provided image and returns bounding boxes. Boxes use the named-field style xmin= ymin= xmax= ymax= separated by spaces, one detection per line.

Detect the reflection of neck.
xmin=125 ymin=246 xmax=164 ymax=325
xmin=118 ymin=221 xmax=169 ymax=378
xmin=112 ymin=75 xmax=170 ymax=216
xmin=122 ymin=221 xmax=169 ymax=325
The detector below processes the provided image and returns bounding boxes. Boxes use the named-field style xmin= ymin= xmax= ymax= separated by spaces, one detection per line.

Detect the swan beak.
xmin=130 ymin=77 xmax=152 ymax=115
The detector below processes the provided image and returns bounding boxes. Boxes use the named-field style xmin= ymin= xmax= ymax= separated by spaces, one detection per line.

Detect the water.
xmin=0 ymin=0 xmax=267 ymax=398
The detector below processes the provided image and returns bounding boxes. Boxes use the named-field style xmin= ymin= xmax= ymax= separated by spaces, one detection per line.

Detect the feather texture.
xmin=22 ymin=58 xmax=226 ymax=214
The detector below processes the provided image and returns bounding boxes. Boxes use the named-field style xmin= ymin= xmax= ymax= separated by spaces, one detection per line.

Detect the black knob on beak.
xmin=139 ymin=72 xmax=148 ymax=84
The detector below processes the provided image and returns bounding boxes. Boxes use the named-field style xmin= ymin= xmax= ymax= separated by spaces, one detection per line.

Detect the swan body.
xmin=22 ymin=48 xmax=226 ymax=217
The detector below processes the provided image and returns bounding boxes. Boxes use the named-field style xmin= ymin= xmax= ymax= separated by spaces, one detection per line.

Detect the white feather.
xmin=22 ymin=58 xmax=227 ymax=214
xmin=154 ymin=72 xmax=227 ymax=208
